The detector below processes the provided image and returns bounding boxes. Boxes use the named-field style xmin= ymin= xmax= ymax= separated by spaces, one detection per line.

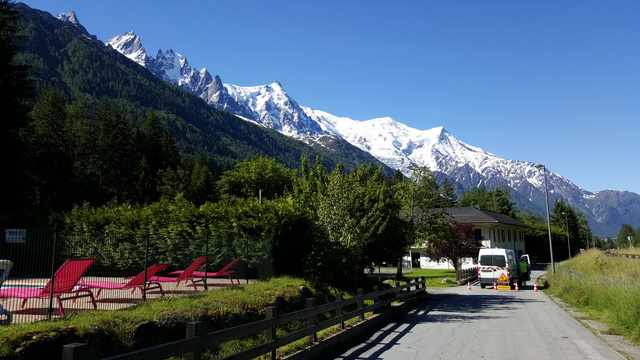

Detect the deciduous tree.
xmin=422 ymin=220 xmax=479 ymax=271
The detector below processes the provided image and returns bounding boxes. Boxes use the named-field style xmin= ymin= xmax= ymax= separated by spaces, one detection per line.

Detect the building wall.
xmin=405 ymin=224 xmax=528 ymax=269
xmin=481 ymin=225 xmax=527 ymax=257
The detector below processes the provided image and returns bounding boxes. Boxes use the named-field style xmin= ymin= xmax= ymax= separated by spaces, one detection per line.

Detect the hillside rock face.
xmin=99 ymin=26 xmax=640 ymax=237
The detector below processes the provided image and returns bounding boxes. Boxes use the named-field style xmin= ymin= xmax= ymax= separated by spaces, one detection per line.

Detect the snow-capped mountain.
xmin=106 ymin=32 xmax=323 ymax=136
xmin=105 ymin=31 xmax=148 ymax=67
xmin=79 ymin=25 xmax=640 ymax=236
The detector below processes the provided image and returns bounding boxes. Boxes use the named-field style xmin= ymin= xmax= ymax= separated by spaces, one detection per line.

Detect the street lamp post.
xmin=535 ymin=164 xmax=555 ymax=273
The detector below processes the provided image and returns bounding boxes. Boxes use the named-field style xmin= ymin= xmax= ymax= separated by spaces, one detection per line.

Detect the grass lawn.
xmin=368 ymin=267 xmax=459 ymax=288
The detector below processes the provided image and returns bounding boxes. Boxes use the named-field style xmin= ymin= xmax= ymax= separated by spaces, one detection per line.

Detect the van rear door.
xmin=479 ymin=254 xmax=507 ymax=284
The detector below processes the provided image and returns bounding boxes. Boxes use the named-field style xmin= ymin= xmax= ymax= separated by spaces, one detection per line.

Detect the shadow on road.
xmin=337 ymin=289 xmax=545 ymax=360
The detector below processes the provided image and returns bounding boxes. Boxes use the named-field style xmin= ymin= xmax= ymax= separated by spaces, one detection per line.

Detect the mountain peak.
xmin=106 ymin=32 xmax=148 ymax=67
xmin=434 ymin=126 xmax=450 ymax=139
xmin=56 ymin=10 xmax=91 ymax=36
xmin=267 ymin=81 xmax=285 ymax=93
xmin=56 ymin=10 xmax=80 ymax=26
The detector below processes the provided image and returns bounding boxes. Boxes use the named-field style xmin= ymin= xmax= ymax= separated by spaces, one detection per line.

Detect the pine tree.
xmin=26 ymin=87 xmax=74 ymax=212
xmin=95 ymin=99 xmax=137 ymax=203
xmin=0 ymin=0 xmax=33 ymax=219
xmin=439 ymin=178 xmax=458 ymax=207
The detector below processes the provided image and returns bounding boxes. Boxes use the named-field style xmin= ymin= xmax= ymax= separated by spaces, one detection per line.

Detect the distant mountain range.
xmin=31 ymin=7 xmax=640 ymax=236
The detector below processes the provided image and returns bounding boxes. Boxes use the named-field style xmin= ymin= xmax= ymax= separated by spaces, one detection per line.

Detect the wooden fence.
xmin=456 ymin=267 xmax=478 ymax=283
xmin=62 ymin=277 xmax=427 ymax=360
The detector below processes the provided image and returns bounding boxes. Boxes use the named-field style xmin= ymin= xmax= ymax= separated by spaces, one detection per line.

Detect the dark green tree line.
xmin=0 ymin=0 xmax=32 ymax=221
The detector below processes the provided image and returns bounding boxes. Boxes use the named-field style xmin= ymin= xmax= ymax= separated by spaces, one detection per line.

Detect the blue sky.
xmin=23 ymin=0 xmax=640 ymax=194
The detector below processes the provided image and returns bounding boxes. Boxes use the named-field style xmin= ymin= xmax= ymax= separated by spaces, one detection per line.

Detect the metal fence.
xmin=0 ymin=228 xmax=273 ymax=323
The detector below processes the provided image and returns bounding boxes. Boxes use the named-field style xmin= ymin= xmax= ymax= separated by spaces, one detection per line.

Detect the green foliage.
xmin=616 ymin=224 xmax=636 ymax=249
xmin=21 ymin=92 xmax=184 ymax=211
xmin=552 ymin=199 xmax=586 ymax=258
xmin=309 ymin=162 xmax=409 ymax=288
xmin=24 ymin=86 xmax=74 ymax=212
xmin=217 ymin=156 xmax=296 ymax=200
xmin=0 ymin=0 xmax=33 ymax=219
xmin=458 ymin=186 xmax=518 ymax=218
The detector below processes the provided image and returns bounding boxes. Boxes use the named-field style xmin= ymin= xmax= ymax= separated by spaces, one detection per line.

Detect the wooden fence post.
xmin=357 ymin=288 xmax=364 ymax=320
xmin=372 ymin=286 xmax=379 ymax=305
xmin=265 ymin=306 xmax=277 ymax=360
xmin=422 ymin=276 xmax=426 ymax=289
xmin=395 ymin=281 xmax=401 ymax=298
xmin=185 ymin=321 xmax=204 ymax=360
xmin=335 ymin=293 xmax=344 ymax=329
xmin=62 ymin=342 xmax=89 ymax=360
xmin=306 ymin=298 xmax=317 ymax=343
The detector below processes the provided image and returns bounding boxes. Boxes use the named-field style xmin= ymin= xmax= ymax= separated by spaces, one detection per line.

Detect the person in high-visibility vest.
xmin=519 ymin=258 xmax=530 ymax=286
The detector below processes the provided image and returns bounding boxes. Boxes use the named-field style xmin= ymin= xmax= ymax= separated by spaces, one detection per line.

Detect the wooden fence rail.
xmin=62 ymin=277 xmax=427 ymax=360
xmin=456 ymin=267 xmax=478 ymax=282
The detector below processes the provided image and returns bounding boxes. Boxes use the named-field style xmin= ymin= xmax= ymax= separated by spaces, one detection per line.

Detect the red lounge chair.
xmin=79 ymin=263 xmax=170 ymax=298
xmin=0 ymin=258 xmax=98 ymax=317
xmin=171 ymin=257 xmax=243 ymax=285
xmin=146 ymin=256 xmax=210 ymax=292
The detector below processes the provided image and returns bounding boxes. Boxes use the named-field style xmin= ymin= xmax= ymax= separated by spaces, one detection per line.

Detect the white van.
xmin=477 ymin=248 xmax=519 ymax=289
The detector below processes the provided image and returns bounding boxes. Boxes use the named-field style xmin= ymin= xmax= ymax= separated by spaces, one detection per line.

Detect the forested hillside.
xmin=0 ymin=3 xmax=390 ymax=224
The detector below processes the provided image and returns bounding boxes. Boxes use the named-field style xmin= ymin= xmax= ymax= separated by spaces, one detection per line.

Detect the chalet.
xmin=403 ymin=207 xmax=528 ymax=269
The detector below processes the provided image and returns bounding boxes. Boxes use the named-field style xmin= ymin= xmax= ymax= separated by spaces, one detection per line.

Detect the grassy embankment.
xmin=546 ymin=249 xmax=640 ymax=343
xmin=0 ymin=268 xmax=455 ymax=359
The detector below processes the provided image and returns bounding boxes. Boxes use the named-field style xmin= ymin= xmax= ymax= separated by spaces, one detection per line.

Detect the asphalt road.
xmin=336 ymin=266 xmax=627 ymax=360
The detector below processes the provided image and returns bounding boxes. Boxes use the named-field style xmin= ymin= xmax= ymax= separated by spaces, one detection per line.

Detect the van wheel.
xmin=480 ymin=283 xmax=486 ymax=289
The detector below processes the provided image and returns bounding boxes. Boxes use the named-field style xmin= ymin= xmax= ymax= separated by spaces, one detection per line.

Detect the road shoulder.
xmin=543 ymin=294 xmax=640 ymax=360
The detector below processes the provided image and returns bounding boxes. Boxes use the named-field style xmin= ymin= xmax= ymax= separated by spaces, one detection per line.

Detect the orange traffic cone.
xmin=493 ymin=282 xmax=497 ymax=290
xmin=514 ymin=282 xmax=520 ymax=291
xmin=467 ymin=281 xmax=472 ymax=290
xmin=534 ymin=283 xmax=539 ymax=292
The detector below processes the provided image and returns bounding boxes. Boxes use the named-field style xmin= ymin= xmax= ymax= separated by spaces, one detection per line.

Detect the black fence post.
xmin=47 ymin=228 xmax=58 ymax=320
xmin=62 ymin=342 xmax=89 ymax=360
xmin=265 ymin=306 xmax=277 ymax=360
xmin=306 ymin=298 xmax=317 ymax=343
xmin=185 ymin=321 xmax=204 ymax=360
xmin=357 ymin=288 xmax=364 ymax=320
xmin=372 ymin=285 xmax=379 ymax=305
xmin=142 ymin=231 xmax=150 ymax=301
xmin=245 ymin=235 xmax=249 ymax=284
xmin=335 ymin=293 xmax=344 ymax=329
xmin=203 ymin=233 xmax=209 ymax=291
